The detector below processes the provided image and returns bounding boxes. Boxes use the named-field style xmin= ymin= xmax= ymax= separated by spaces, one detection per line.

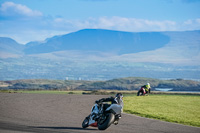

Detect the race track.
xmin=0 ymin=93 xmax=199 ymax=133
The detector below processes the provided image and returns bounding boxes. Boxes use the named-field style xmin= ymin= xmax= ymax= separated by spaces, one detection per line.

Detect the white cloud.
xmin=196 ymin=18 xmax=200 ymax=23
xmin=52 ymin=16 xmax=178 ymax=32
xmin=182 ymin=18 xmax=200 ymax=31
xmin=67 ymin=17 xmax=199 ymax=32
xmin=183 ymin=19 xmax=193 ymax=25
xmin=96 ymin=17 xmax=177 ymax=31
xmin=0 ymin=2 xmax=42 ymax=17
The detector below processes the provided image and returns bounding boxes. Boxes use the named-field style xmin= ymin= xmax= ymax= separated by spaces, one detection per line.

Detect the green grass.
xmin=123 ymin=95 xmax=200 ymax=127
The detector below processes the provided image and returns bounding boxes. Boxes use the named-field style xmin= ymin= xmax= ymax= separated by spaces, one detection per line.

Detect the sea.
xmin=155 ymin=88 xmax=200 ymax=93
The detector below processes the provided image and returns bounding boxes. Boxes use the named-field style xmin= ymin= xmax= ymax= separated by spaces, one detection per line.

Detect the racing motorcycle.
xmin=137 ymin=88 xmax=150 ymax=96
xmin=137 ymin=88 xmax=145 ymax=96
xmin=82 ymin=101 xmax=123 ymax=130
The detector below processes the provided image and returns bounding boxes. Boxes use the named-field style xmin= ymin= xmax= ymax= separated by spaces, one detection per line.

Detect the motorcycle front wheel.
xmin=137 ymin=91 xmax=143 ymax=96
xmin=98 ymin=113 xmax=115 ymax=130
xmin=82 ymin=117 xmax=89 ymax=128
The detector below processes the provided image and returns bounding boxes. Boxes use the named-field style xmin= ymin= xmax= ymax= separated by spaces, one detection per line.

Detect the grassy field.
xmin=123 ymin=95 xmax=200 ymax=127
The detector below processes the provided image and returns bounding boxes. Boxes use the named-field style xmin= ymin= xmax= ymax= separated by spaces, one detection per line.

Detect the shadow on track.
xmin=32 ymin=126 xmax=97 ymax=131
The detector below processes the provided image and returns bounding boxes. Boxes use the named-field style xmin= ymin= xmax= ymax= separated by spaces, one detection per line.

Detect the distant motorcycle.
xmin=82 ymin=101 xmax=123 ymax=130
xmin=137 ymin=88 xmax=150 ymax=96
xmin=137 ymin=88 xmax=145 ymax=96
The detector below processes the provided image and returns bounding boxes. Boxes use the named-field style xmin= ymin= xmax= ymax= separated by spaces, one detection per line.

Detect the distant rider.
xmin=138 ymin=83 xmax=151 ymax=96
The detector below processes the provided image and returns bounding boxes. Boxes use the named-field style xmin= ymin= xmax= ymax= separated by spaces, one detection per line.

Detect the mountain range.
xmin=0 ymin=29 xmax=200 ymax=80
xmin=24 ymin=29 xmax=170 ymax=55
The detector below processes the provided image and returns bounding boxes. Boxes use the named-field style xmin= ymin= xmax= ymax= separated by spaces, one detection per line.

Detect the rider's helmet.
xmin=147 ymin=83 xmax=150 ymax=88
xmin=115 ymin=93 xmax=123 ymax=106
xmin=116 ymin=93 xmax=123 ymax=99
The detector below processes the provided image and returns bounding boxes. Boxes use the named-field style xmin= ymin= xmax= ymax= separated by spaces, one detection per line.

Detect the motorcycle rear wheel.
xmin=98 ymin=113 xmax=115 ymax=130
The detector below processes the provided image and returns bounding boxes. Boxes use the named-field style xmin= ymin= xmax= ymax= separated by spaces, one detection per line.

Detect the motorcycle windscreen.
xmin=106 ymin=104 xmax=122 ymax=114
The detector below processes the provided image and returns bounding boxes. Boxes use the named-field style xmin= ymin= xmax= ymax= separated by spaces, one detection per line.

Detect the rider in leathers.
xmin=91 ymin=93 xmax=123 ymax=125
xmin=96 ymin=93 xmax=123 ymax=106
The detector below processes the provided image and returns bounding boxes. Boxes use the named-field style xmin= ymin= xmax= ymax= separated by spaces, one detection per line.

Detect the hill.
xmin=24 ymin=29 xmax=170 ymax=55
xmin=22 ymin=29 xmax=200 ymax=66
xmin=120 ymin=30 xmax=200 ymax=65
xmin=1 ymin=77 xmax=200 ymax=91
xmin=0 ymin=37 xmax=24 ymax=58
xmin=0 ymin=37 xmax=24 ymax=53
xmin=0 ymin=29 xmax=200 ymax=80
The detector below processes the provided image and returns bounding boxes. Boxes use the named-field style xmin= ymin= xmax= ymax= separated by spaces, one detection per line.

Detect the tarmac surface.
xmin=0 ymin=93 xmax=199 ymax=133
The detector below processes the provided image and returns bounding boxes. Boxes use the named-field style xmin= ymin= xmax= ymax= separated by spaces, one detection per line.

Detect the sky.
xmin=0 ymin=0 xmax=200 ymax=44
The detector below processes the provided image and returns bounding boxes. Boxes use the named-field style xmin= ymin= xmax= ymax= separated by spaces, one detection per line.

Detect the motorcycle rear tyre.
xmin=98 ymin=113 xmax=115 ymax=130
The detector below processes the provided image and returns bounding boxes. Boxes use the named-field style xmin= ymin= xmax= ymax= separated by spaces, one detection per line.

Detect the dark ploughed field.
xmin=0 ymin=93 xmax=199 ymax=133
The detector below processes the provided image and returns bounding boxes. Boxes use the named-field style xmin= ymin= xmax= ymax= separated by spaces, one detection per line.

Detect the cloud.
xmin=182 ymin=18 xmax=200 ymax=30
xmin=96 ymin=17 xmax=177 ymax=31
xmin=53 ymin=16 xmax=178 ymax=32
xmin=69 ymin=17 xmax=200 ymax=32
xmin=0 ymin=2 xmax=42 ymax=17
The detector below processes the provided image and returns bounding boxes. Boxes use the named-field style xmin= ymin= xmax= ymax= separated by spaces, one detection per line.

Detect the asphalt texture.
xmin=0 ymin=93 xmax=199 ymax=133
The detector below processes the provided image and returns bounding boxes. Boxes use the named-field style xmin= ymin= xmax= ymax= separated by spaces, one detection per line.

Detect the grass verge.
xmin=123 ymin=95 xmax=200 ymax=127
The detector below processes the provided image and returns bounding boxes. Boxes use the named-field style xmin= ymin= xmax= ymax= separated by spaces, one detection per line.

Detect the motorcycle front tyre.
xmin=137 ymin=91 xmax=143 ymax=96
xmin=82 ymin=117 xmax=89 ymax=128
xmin=98 ymin=113 xmax=115 ymax=130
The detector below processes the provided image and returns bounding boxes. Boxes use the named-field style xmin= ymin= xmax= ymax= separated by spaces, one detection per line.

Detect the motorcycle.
xmin=137 ymin=87 xmax=150 ymax=96
xmin=82 ymin=101 xmax=123 ymax=130
xmin=137 ymin=88 xmax=145 ymax=96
